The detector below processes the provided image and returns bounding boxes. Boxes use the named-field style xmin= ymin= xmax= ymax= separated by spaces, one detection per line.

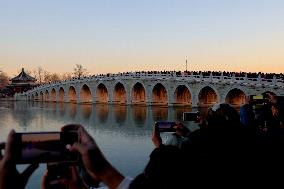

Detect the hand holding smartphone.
xmin=46 ymin=162 xmax=71 ymax=189
xmin=14 ymin=132 xmax=79 ymax=164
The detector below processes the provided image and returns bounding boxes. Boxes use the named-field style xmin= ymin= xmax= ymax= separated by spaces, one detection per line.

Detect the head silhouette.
xmin=206 ymin=103 xmax=240 ymax=129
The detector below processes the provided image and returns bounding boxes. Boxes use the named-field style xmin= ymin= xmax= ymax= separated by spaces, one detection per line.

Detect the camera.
xmin=183 ymin=112 xmax=200 ymax=121
xmin=14 ymin=132 xmax=79 ymax=164
xmin=155 ymin=121 xmax=176 ymax=132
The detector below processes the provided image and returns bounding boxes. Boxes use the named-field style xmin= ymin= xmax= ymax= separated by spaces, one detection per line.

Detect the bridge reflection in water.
xmin=1 ymin=101 xmax=207 ymax=135
xmin=52 ymin=102 xmax=203 ymax=131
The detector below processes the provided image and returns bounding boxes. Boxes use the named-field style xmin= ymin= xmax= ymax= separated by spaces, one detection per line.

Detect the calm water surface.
xmin=0 ymin=100 xmax=203 ymax=188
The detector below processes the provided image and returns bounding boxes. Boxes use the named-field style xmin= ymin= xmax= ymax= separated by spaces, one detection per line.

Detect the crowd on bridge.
xmin=30 ymin=70 xmax=284 ymax=91
xmin=184 ymin=70 xmax=284 ymax=79
xmin=94 ymin=70 xmax=284 ymax=79
xmin=1 ymin=92 xmax=284 ymax=188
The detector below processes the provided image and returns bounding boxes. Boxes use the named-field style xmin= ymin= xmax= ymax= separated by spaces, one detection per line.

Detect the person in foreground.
xmin=0 ymin=125 xmax=133 ymax=189
xmin=0 ymin=130 xmax=39 ymax=189
xmin=126 ymin=124 xmax=186 ymax=189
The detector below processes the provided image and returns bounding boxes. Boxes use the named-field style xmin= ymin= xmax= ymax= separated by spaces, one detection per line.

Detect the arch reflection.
xmin=11 ymin=101 xmax=34 ymax=130
xmin=132 ymin=106 xmax=147 ymax=126
xmin=151 ymin=106 xmax=168 ymax=121
xmin=51 ymin=102 xmax=57 ymax=115
xmin=96 ymin=104 xmax=109 ymax=123
xmin=113 ymin=105 xmax=127 ymax=124
xmin=68 ymin=103 xmax=77 ymax=119
xmin=80 ymin=104 xmax=92 ymax=120
xmin=58 ymin=102 xmax=66 ymax=116
xmin=173 ymin=106 xmax=193 ymax=121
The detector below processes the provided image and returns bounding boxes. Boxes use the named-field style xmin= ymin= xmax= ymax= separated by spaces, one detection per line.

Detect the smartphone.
xmin=183 ymin=112 xmax=200 ymax=121
xmin=155 ymin=121 xmax=176 ymax=132
xmin=251 ymin=95 xmax=268 ymax=105
xmin=46 ymin=162 xmax=71 ymax=189
xmin=14 ymin=132 xmax=79 ymax=164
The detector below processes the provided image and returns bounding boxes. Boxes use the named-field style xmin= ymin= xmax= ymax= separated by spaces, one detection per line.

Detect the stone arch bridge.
xmin=18 ymin=72 xmax=284 ymax=107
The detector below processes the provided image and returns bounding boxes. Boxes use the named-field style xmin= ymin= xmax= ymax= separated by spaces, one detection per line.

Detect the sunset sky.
xmin=1 ymin=0 xmax=283 ymax=77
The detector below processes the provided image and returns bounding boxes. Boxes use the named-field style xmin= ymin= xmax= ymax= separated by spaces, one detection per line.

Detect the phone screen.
xmin=14 ymin=132 xmax=78 ymax=164
xmin=155 ymin=121 xmax=176 ymax=132
xmin=251 ymin=95 xmax=268 ymax=106
xmin=183 ymin=112 xmax=199 ymax=121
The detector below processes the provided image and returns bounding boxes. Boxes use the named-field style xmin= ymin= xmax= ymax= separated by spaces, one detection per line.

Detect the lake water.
xmin=0 ymin=100 xmax=202 ymax=188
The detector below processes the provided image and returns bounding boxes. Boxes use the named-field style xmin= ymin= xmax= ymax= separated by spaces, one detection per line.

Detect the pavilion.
xmin=7 ymin=68 xmax=37 ymax=95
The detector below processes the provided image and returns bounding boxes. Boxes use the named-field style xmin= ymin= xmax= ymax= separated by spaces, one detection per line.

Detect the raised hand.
xmin=61 ymin=124 xmax=124 ymax=189
xmin=0 ymin=130 xmax=38 ymax=189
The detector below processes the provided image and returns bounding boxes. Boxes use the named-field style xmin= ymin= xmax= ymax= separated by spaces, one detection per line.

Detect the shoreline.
xmin=0 ymin=97 xmax=15 ymax=101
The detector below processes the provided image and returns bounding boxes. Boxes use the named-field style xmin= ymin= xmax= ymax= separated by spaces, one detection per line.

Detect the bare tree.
xmin=73 ymin=64 xmax=87 ymax=78
xmin=0 ymin=70 xmax=9 ymax=89
xmin=30 ymin=67 xmax=44 ymax=84
xmin=49 ymin=73 xmax=60 ymax=82
xmin=43 ymin=71 xmax=51 ymax=83
xmin=61 ymin=72 xmax=73 ymax=80
xmin=36 ymin=67 xmax=44 ymax=84
xmin=43 ymin=72 xmax=61 ymax=83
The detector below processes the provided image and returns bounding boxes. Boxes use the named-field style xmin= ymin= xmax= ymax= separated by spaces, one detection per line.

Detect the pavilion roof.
xmin=10 ymin=68 xmax=37 ymax=82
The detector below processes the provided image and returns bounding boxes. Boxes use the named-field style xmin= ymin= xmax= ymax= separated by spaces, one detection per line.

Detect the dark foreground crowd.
xmin=0 ymin=92 xmax=284 ymax=189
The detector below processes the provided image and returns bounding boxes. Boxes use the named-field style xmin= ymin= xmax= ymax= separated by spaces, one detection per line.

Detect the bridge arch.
xmin=44 ymin=90 xmax=49 ymax=101
xmin=113 ymin=82 xmax=127 ymax=104
xmin=35 ymin=92 xmax=39 ymax=101
xmin=131 ymin=82 xmax=146 ymax=104
xmin=152 ymin=83 xmax=168 ymax=105
xmin=68 ymin=86 xmax=77 ymax=103
xmin=225 ymin=88 xmax=246 ymax=106
xmin=198 ymin=86 xmax=219 ymax=106
xmin=39 ymin=91 xmax=44 ymax=101
xmin=50 ymin=88 xmax=57 ymax=102
xmin=174 ymin=85 xmax=192 ymax=105
xmin=80 ymin=84 xmax=92 ymax=103
xmin=96 ymin=83 xmax=109 ymax=103
xmin=58 ymin=87 xmax=65 ymax=102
